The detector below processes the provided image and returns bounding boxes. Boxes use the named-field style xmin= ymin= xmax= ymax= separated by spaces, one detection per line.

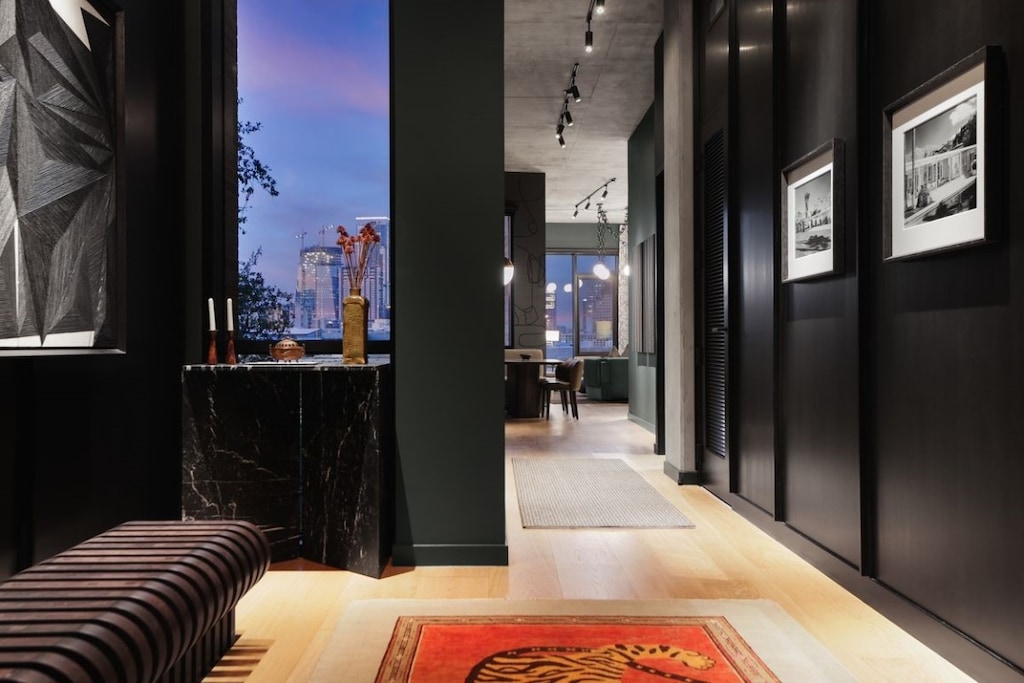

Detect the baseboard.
xmin=663 ymin=460 xmax=701 ymax=485
xmin=722 ymin=492 xmax=1024 ymax=683
xmin=391 ymin=543 xmax=509 ymax=567
xmin=627 ymin=413 xmax=655 ymax=433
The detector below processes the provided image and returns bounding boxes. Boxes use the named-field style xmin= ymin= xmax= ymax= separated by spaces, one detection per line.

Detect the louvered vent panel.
xmin=704 ymin=130 xmax=727 ymax=458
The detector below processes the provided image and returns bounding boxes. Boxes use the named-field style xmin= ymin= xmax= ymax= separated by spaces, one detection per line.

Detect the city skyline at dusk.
xmin=237 ymin=0 xmax=390 ymax=296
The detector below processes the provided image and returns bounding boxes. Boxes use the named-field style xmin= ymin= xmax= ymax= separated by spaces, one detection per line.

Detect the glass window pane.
xmin=237 ymin=1 xmax=390 ymax=343
xmin=544 ymin=254 xmax=574 ymax=360
xmin=577 ymin=274 xmax=616 ymax=354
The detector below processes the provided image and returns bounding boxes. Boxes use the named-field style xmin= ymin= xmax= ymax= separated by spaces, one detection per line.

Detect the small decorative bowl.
xmin=269 ymin=338 xmax=305 ymax=362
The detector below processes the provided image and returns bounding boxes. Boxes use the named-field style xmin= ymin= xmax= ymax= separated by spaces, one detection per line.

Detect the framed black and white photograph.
xmin=780 ymin=139 xmax=844 ymax=283
xmin=883 ymin=46 xmax=999 ymax=260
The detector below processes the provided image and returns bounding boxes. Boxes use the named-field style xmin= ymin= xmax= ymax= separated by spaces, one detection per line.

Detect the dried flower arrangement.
xmin=336 ymin=222 xmax=381 ymax=291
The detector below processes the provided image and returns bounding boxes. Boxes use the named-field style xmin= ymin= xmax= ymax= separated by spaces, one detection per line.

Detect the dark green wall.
xmin=628 ymin=106 xmax=657 ymax=431
xmin=391 ymin=0 xmax=506 ymax=565
xmin=546 ymin=222 xmax=601 ymax=250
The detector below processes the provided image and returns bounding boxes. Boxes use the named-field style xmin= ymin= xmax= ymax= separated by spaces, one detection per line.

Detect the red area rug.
xmin=309 ymin=599 xmax=857 ymax=682
xmin=376 ymin=615 xmax=779 ymax=682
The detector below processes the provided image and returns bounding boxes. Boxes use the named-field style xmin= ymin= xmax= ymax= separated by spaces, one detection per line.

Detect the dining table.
xmin=504 ymin=357 xmax=564 ymax=418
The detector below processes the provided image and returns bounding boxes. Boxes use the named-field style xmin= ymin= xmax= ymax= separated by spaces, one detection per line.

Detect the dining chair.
xmin=539 ymin=358 xmax=583 ymax=420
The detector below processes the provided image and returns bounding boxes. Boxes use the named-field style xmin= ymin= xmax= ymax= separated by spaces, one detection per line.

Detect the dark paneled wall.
xmin=779 ymin=0 xmax=861 ymax=566
xmin=731 ymin=0 xmax=776 ymax=512
xmin=0 ymin=0 xmax=193 ymax=571
xmin=391 ymin=0 xmax=506 ymax=565
xmin=505 ymin=172 xmax=546 ymax=350
xmin=710 ymin=0 xmax=1024 ymax=676
xmin=697 ymin=0 xmax=731 ymax=494
xmin=867 ymin=0 xmax=1024 ymax=671
xmin=0 ymin=364 xmax=15 ymax=578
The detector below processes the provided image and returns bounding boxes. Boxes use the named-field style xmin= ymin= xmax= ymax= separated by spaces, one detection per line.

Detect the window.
xmin=235 ymin=1 xmax=391 ymax=349
xmin=545 ymin=252 xmax=619 ymax=359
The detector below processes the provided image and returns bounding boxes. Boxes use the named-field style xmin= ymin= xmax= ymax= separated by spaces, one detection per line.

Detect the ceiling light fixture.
xmin=585 ymin=0 xmax=605 ymax=53
xmin=571 ymin=177 xmax=617 ymax=216
xmin=556 ymin=63 xmax=581 ymax=147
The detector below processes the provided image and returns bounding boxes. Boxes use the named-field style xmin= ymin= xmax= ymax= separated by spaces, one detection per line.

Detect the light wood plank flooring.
xmin=212 ymin=399 xmax=974 ymax=682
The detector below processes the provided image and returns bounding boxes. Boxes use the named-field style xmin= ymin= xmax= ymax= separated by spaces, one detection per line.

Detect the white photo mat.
xmin=883 ymin=47 xmax=997 ymax=260
xmin=780 ymin=139 xmax=844 ymax=283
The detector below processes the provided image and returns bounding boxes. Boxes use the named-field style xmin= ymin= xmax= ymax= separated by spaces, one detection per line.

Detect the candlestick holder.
xmin=207 ymin=331 xmax=218 ymax=365
xmin=225 ymin=331 xmax=237 ymax=365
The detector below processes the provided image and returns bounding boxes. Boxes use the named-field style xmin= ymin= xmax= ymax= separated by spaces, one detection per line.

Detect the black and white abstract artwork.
xmin=0 ymin=0 xmax=120 ymax=349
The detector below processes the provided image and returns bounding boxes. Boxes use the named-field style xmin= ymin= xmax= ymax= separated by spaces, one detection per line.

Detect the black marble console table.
xmin=181 ymin=357 xmax=392 ymax=577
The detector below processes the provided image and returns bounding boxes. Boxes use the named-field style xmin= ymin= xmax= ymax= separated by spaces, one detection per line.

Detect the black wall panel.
xmin=731 ymin=0 xmax=776 ymax=511
xmin=0 ymin=363 xmax=16 ymax=578
xmin=0 ymin=0 xmax=193 ymax=567
xmin=779 ymin=0 xmax=861 ymax=566
xmin=867 ymin=0 xmax=1024 ymax=671
xmin=701 ymin=0 xmax=729 ymax=130
xmin=697 ymin=0 xmax=731 ymax=495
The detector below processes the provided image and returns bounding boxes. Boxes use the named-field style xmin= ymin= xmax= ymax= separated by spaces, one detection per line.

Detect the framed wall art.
xmin=780 ymin=139 xmax=844 ymax=283
xmin=0 ymin=0 xmax=125 ymax=354
xmin=883 ymin=46 xmax=999 ymax=260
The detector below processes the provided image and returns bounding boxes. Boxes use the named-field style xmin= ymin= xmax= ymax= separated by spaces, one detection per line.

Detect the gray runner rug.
xmin=512 ymin=457 xmax=695 ymax=528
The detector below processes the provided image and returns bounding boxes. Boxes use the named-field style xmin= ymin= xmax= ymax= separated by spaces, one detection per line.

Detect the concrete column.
xmin=662 ymin=0 xmax=699 ymax=482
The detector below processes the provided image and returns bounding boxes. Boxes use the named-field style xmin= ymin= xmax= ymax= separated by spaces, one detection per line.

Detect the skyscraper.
xmin=356 ymin=217 xmax=391 ymax=338
xmin=295 ymin=245 xmax=343 ymax=337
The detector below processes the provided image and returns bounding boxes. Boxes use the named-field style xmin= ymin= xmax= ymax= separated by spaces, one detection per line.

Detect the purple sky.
xmin=237 ymin=0 xmax=390 ymax=292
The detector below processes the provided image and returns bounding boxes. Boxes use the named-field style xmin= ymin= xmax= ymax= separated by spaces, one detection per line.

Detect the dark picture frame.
xmin=709 ymin=0 xmax=726 ymax=28
xmin=0 ymin=0 xmax=126 ymax=355
xmin=780 ymin=139 xmax=844 ymax=283
xmin=883 ymin=46 xmax=999 ymax=261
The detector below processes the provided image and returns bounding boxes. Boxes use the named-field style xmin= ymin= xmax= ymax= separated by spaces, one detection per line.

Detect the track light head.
xmin=557 ymin=133 xmax=566 ymax=148
xmin=572 ymin=208 xmax=579 ymax=219
xmin=569 ymin=84 xmax=581 ymax=102
xmin=564 ymin=110 xmax=573 ymax=126
xmin=585 ymin=28 xmax=593 ymax=53
xmin=595 ymin=0 xmax=605 ymax=14
xmin=585 ymin=199 xmax=591 ymax=210
xmin=556 ymin=123 xmax=565 ymax=138
xmin=601 ymin=186 xmax=608 ymax=199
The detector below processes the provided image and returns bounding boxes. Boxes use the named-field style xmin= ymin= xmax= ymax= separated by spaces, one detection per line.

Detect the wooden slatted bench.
xmin=0 ymin=520 xmax=270 ymax=683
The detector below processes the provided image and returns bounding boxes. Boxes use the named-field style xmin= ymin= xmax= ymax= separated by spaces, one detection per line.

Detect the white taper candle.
xmin=226 ymin=298 xmax=234 ymax=331
xmin=208 ymin=297 xmax=216 ymax=331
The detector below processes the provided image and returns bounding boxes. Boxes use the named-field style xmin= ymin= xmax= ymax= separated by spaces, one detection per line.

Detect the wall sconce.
xmin=503 ymin=257 xmax=515 ymax=285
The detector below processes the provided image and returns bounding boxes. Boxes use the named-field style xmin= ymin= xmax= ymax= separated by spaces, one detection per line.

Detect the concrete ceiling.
xmin=504 ymin=0 xmax=663 ymax=225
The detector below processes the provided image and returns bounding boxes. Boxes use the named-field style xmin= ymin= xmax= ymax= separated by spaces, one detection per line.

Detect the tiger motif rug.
xmin=374 ymin=615 xmax=781 ymax=682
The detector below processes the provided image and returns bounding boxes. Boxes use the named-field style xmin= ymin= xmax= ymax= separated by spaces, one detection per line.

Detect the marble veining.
xmin=181 ymin=359 xmax=391 ymax=576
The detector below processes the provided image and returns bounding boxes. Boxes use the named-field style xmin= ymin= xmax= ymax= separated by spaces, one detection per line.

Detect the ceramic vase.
xmin=342 ymin=288 xmax=369 ymax=364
